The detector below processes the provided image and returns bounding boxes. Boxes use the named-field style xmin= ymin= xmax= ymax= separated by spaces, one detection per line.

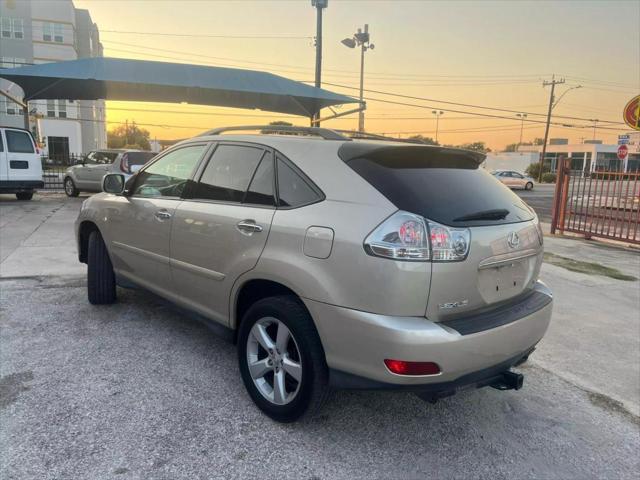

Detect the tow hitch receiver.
xmin=490 ymin=371 xmax=524 ymax=391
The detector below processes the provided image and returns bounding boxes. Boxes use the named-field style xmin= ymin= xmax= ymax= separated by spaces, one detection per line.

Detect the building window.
xmin=53 ymin=23 xmax=64 ymax=43
xmin=0 ymin=57 xmax=25 ymax=68
xmin=3 ymin=98 xmax=22 ymax=116
xmin=57 ymin=100 xmax=67 ymax=118
xmin=12 ymin=18 xmax=23 ymax=39
xmin=42 ymin=22 xmax=52 ymax=41
xmin=46 ymin=99 xmax=56 ymax=117
xmin=1 ymin=17 xmax=11 ymax=38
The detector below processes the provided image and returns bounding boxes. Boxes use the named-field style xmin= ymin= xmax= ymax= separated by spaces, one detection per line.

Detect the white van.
xmin=0 ymin=126 xmax=44 ymax=200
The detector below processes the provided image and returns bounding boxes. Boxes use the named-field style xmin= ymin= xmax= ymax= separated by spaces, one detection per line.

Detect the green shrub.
xmin=525 ymin=162 xmax=550 ymax=180
xmin=541 ymin=172 xmax=557 ymax=183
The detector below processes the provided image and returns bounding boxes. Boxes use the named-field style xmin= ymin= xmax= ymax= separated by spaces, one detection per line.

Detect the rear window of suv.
xmin=340 ymin=144 xmax=534 ymax=227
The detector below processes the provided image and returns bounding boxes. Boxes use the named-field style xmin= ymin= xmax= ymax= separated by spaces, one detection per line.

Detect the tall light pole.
xmin=516 ymin=113 xmax=527 ymax=147
xmin=311 ymin=0 xmax=327 ymax=127
xmin=342 ymin=24 xmax=374 ymax=132
xmin=432 ymin=110 xmax=444 ymax=143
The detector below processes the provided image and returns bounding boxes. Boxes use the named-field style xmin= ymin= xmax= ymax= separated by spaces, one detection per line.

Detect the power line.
xmin=322 ymin=82 xmax=626 ymax=125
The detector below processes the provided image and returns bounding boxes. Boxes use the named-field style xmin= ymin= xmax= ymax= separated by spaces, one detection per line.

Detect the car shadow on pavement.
xmin=2 ymin=279 xmax=637 ymax=479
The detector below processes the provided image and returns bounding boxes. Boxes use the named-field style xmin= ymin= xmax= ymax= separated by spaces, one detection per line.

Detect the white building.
xmin=0 ymin=0 xmax=106 ymax=158
xmin=520 ymin=136 xmax=640 ymax=173
xmin=482 ymin=152 xmax=539 ymax=174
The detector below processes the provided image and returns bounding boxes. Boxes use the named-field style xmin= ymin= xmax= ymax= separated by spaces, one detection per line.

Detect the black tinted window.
xmin=245 ymin=154 xmax=275 ymax=206
xmin=276 ymin=158 xmax=321 ymax=208
xmin=6 ymin=130 xmax=34 ymax=153
xmin=192 ymin=145 xmax=264 ymax=203
xmin=127 ymin=151 xmax=156 ymax=166
xmin=133 ymin=145 xmax=205 ymax=197
xmin=345 ymin=149 xmax=534 ymax=227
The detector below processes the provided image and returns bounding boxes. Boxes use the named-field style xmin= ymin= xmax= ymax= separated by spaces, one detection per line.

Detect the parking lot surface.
xmin=1 ymin=193 xmax=639 ymax=479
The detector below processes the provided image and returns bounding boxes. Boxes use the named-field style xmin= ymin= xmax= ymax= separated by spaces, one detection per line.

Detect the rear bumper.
xmin=0 ymin=180 xmax=44 ymax=193
xmin=304 ymin=281 xmax=552 ymax=388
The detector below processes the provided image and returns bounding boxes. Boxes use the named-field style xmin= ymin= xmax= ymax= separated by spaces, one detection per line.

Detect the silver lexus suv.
xmin=75 ymin=126 xmax=553 ymax=422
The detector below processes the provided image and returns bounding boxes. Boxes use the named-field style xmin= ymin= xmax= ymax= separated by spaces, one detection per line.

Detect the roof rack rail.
xmin=199 ymin=125 xmax=349 ymax=141
xmin=334 ymin=129 xmax=428 ymax=145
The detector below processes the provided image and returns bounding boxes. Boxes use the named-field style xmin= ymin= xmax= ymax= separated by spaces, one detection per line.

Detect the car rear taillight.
xmin=364 ymin=211 xmax=470 ymax=262
xmin=384 ymin=359 xmax=441 ymax=376
xmin=120 ymin=153 xmax=129 ymax=173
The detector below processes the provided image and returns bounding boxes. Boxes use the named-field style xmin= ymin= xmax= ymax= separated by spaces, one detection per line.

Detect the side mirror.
xmin=102 ymin=173 xmax=125 ymax=194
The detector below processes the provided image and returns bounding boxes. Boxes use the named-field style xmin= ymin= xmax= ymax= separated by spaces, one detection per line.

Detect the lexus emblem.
xmin=507 ymin=231 xmax=520 ymax=249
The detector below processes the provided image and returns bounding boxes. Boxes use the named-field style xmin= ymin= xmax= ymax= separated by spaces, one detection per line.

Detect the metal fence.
xmin=41 ymin=153 xmax=83 ymax=190
xmin=551 ymin=157 xmax=640 ymax=244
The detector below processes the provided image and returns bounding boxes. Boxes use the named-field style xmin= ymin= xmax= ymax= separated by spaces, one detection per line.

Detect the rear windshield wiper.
xmin=453 ymin=209 xmax=510 ymax=222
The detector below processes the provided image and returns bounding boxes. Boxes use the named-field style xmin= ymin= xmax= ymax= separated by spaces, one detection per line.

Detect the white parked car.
xmin=0 ymin=126 xmax=43 ymax=200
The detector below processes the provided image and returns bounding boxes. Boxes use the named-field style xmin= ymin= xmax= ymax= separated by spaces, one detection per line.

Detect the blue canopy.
xmin=0 ymin=57 xmax=357 ymax=117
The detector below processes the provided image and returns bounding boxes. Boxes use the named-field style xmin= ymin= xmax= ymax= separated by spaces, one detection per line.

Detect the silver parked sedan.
xmin=64 ymin=149 xmax=156 ymax=197
xmin=75 ymin=126 xmax=552 ymax=422
xmin=492 ymin=170 xmax=535 ymax=190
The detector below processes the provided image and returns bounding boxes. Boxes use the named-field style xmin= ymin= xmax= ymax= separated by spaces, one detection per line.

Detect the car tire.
xmin=87 ymin=230 xmax=116 ymax=305
xmin=525 ymin=182 xmax=534 ymax=190
xmin=64 ymin=177 xmax=79 ymax=197
xmin=15 ymin=191 xmax=33 ymax=200
xmin=237 ymin=295 xmax=329 ymax=423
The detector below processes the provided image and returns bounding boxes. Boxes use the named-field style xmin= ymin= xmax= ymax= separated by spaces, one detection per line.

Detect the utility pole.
xmin=537 ymin=75 xmax=565 ymax=183
xmin=311 ymin=0 xmax=327 ymax=127
xmin=592 ymin=119 xmax=599 ymax=140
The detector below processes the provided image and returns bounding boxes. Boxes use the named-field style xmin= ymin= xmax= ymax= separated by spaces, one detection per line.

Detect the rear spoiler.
xmin=338 ymin=143 xmax=486 ymax=168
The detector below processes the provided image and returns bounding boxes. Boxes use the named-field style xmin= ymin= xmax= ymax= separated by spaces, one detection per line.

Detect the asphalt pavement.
xmin=515 ymin=183 xmax=555 ymax=223
xmin=1 ymin=193 xmax=639 ymax=480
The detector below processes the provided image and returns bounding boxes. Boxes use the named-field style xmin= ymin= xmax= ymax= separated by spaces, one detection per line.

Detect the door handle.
xmin=236 ymin=220 xmax=263 ymax=234
xmin=154 ymin=210 xmax=172 ymax=221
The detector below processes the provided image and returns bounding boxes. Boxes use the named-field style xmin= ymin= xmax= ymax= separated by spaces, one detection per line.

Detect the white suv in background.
xmin=0 ymin=126 xmax=43 ymax=200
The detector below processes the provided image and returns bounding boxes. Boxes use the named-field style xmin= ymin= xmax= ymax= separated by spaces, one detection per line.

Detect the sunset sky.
xmin=74 ymin=0 xmax=640 ymax=150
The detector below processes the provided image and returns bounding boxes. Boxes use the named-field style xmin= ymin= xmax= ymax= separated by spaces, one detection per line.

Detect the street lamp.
xmin=432 ymin=110 xmax=444 ymax=143
xmin=516 ymin=113 xmax=527 ymax=147
xmin=341 ymin=24 xmax=374 ymax=132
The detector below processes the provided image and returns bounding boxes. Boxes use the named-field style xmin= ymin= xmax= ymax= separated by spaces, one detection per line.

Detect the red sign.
xmin=617 ymin=144 xmax=628 ymax=160
xmin=623 ymin=95 xmax=640 ymax=131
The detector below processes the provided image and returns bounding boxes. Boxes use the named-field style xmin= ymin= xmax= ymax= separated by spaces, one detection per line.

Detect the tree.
xmin=504 ymin=143 xmax=518 ymax=152
xmin=107 ymin=121 xmax=151 ymax=150
xmin=533 ymin=137 xmax=544 ymax=145
xmin=456 ymin=141 xmax=491 ymax=153
xmin=407 ymin=135 xmax=439 ymax=145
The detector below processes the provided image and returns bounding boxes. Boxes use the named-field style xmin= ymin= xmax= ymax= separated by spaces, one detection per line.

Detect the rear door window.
xmin=343 ymin=146 xmax=534 ymax=227
xmin=244 ymin=153 xmax=276 ymax=206
xmin=190 ymin=144 xmax=265 ymax=203
xmin=5 ymin=130 xmax=35 ymax=153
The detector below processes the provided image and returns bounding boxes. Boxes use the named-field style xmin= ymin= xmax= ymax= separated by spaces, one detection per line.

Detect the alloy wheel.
xmin=246 ymin=317 xmax=302 ymax=405
xmin=65 ymin=179 xmax=74 ymax=195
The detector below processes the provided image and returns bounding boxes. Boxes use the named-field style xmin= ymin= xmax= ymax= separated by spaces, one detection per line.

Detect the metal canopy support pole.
xmin=316 ymin=104 xmax=366 ymax=123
